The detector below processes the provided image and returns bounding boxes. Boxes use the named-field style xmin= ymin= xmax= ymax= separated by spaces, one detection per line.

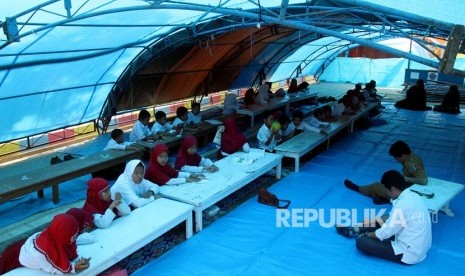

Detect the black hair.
xmin=321 ymin=105 xmax=332 ymax=113
xmin=381 ymin=170 xmax=409 ymax=191
xmin=176 ymin=106 xmax=188 ymax=117
xmin=313 ymin=108 xmax=323 ymax=117
xmin=278 ymin=114 xmax=290 ymax=125
xmin=262 ymin=110 xmax=274 ymax=120
xmin=389 ymin=140 xmax=411 ymax=158
xmin=155 ymin=110 xmax=167 ymax=121
xmin=292 ymin=110 xmax=304 ymax=120
xmin=138 ymin=109 xmax=151 ymax=121
xmin=111 ymin=128 xmax=123 ymax=140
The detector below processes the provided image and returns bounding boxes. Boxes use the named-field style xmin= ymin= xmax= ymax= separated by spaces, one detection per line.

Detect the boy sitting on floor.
xmin=257 ymin=110 xmax=280 ymax=152
xmin=129 ymin=109 xmax=160 ymax=142
xmin=104 ymin=129 xmax=140 ymax=151
xmin=187 ymin=102 xmax=202 ymax=127
xmin=289 ymin=110 xmax=327 ymax=136
xmin=344 ymin=140 xmax=427 ymax=204
xmin=151 ymin=111 xmax=174 ymax=136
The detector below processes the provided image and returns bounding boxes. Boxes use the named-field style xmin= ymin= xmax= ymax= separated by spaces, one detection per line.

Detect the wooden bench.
xmin=410 ymin=177 xmax=464 ymax=217
xmin=0 ymin=149 xmax=143 ymax=204
xmin=159 ymin=151 xmax=282 ymax=232
xmin=274 ymin=103 xmax=377 ymax=172
xmin=4 ymin=198 xmax=194 ymax=276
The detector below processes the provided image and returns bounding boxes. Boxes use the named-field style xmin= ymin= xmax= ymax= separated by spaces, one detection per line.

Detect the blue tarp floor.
xmin=133 ymin=103 xmax=465 ymax=275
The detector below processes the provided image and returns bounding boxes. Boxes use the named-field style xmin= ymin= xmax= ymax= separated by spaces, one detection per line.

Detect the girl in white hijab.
xmin=110 ymin=160 xmax=160 ymax=209
xmin=254 ymin=83 xmax=270 ymax=106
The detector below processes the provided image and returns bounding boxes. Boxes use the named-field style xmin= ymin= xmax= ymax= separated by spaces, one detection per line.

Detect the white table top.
xmin=410 ymin=177 xmax=464 ymax=213
xmin=159 ymin=151 xmax=282 ymax=207
xmin=275 ymin=130 xmax=324 ymax=153
xmin=5 ymin=198 xmax=194 ymax=276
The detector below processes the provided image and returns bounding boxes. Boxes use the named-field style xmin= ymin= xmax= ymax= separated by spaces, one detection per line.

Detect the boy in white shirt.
xmin=104 ymin=129 xmax=139 ymax=151
xmin=288 ymin=110 xmax=327 ymax=136
xmin=337 ymin=170 xmax=431 ymax=265
xmin=130 ymin=110 xmax=159 ymax=142
xmin=278 ymin=114 xmax=294 ymax=142
xmin=331 ymin=96 xmax=352 ymax=118
xmin=308 ymin=108 xmax=330 ymax=129
xmin=257 ymin=111 xmax=280 ymax=152
xmin=186 ymin=102 xmax=202 ymax=126
xmin=151 ymin=111 xmax=173 ymax=136
xmin=172 ymin=106 xmax=189 ymax=133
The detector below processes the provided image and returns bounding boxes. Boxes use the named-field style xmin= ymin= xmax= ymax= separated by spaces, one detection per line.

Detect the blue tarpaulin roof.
xmin=1 ymin=0 xmax=464 ymax=142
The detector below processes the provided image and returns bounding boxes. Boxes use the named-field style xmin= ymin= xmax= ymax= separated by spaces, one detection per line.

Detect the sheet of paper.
xmin=205 ymin=119 xmax=223 ymax=125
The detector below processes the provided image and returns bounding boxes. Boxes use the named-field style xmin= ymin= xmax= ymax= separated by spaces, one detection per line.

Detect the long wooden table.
xmin=159 ymin=151 xmax=282 ymax=232
xmin=136 ymin=121 xmax=219 ymax=154
xmin=0 ymin=149 xmax=143 ymax=204
xmin=237 ymin=91 xmax=318 ymax=127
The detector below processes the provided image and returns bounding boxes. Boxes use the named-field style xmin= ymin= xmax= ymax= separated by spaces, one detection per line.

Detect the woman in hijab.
xmin=83 ymin=178 xmax=130 ymax=229
xmin=110 ymin=160 xmax=160 ymax=209
xmin=174 ymin=135 xmax=218 ymax=173
xmin=18 ymin=213 xmax=91 ymax=274
xmin=433 ymin=85 xmax=461 ymax=114
xmin=217 ymin=118 xmax=250 ymax=159
xmin=254 ymin=83 xmax=270 ymax=106
xmin=145 ymin=144 xmax=202 ymax=186
xmin=288 ymin=78 xmax=299 ymax=94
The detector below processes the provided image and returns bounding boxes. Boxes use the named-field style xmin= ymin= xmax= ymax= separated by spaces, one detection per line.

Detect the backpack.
xmin=257 ymin=188 xmax=291 ymax=209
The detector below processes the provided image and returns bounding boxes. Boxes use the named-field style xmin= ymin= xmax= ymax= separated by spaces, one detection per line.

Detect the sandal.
xmin=336 ymin=226 xmax=358 ymax=238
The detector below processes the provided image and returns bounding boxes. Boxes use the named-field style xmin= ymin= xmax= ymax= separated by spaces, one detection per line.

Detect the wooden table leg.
xmin=52 ymin=185 xmax=59 ymax=204
xmin=195 ymin=208 xmax=203 ymax=232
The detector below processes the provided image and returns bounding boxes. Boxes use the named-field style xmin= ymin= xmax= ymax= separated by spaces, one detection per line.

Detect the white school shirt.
xmin=279 ymin=126 xmax=294 ymax=137
xmin=93 ymin=203 xmax=131 ymax=229
xmin=288 ymin=121 xmax=321 ymax=133
xmin=19 ymin=233 xmax=76 ymax=274
xmin=179 ymin=158 xmax=214 ymax=173
xmin=375 ymin=189 xmax=432 ymax=264
xmin=151 ymin=121 xmax=173 ymax=135
xmin=172 ymin=117 xmax=186 ymax=129
xmin=104 ymin=139 xmax=133 ymax=150
xmin=165 ymin=171 xmax=191 ymax=185
xmin=257 ymin=123 xmax=277 ymax=151
xmin=130 ymin=120 xmax=151 ymax=142
xmin=331 ymin=103 xmax=346 ymax=117
xmin=187 ymin=112 xmax=201 ymax=125
xmin=110 ymin=177 xmax=160 ymax=208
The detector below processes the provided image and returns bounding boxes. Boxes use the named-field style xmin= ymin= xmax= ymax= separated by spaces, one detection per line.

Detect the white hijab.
xmin=254 ymin=83 xmax=270 ymax=105
xmin=113 ymin=159 xmax=146 ymax=197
